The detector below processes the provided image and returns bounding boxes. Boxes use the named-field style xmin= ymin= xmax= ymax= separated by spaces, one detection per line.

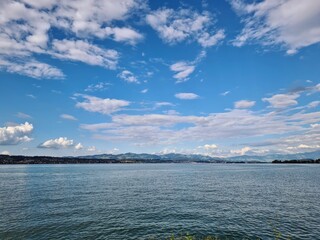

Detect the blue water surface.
xmin=0 ymin=164 xmax=319 ymax=239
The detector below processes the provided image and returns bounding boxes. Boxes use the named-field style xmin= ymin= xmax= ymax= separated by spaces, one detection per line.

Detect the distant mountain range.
xmin=79 ymin=150 xmax=320 ymax=162
xmin=0 ymin=150 xmax=319 ymax=164
xmin=78 ymin=153 xmax=224 ymax=162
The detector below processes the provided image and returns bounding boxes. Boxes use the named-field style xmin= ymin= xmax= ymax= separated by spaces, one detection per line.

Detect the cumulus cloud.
xmin=38 ymin=137 xmax=74 ymax=149
xmin=231 ymin=0 xmax=320 ymax=54
xmin=103 ymin=27 xmax=143 ymax=45
xmin=0 ymin=0 xmax=142 ymax=78
xmin=170 ymin=62 xmax=195 ymax=82
xmin=0 ymin=122 xmax=33 ymax=145
xmin=75 ymin=94 xmax=130 ymax=115
xmin=175 ymin=93 xmax=199 ymax=100
xmin=118 ymin=70 xmax=139 ymax=83
xmin=53 ymin=0 xmax=143 ymax=43
xmin=262 ymin=93 xmax=299 ymax=108
xmin=75 ymin=143 xmax=84 ymax=150
xmin=60 ymin=114 xmax=77 ymax=121
xmin=146 ymin=8 xmax=225 ymax=47
xmin=234 ymin=100 xmax=255 ymax=109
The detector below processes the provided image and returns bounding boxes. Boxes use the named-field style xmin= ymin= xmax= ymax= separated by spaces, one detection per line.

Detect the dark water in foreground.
xmin=0 ymin=164 xmax=319 ymax=240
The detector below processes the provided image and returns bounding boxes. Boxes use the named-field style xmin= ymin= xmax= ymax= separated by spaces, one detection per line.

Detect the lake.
xmin=0 ymin=164 xmax=319 ymax=239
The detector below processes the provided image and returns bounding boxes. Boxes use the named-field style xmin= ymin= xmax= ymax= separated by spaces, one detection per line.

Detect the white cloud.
xmin=221 ymin=91 xmax=230 ymax=96
xmin=198 ymin=29 xmax=225 ymax=47
xmin=155 ymin=102 xmax=175 ymax=108
xmin=38 ymin=137 xmax=74 ymax=149
xmin=231 ymin=0 xmax=320 ymax=54
xmin=0 ymin=151 xmax=10 ymax=155
xmin=51 ymin=39 xmax=119 ymax=69
xmin=0 ymin=0 xmax=142 ymax=78
xmin=75 ymin=94 xmax=130 ymax=115
xmin=307 ymin=101 xmax=320 ymax=108
xmin=118 ymin=70 xmax=139 ymax=83
xmin=201 ymin=144 xmax=218 ymax=150
xmin=262 ymin=93 xmax=299 ymax=108
xmin=0 ymin=122 xmax=33 ymax=145
xmin=26 ymin=94 xmax=36 ymax=99
xmin=16 ymin=112 xmax=32 ymax=119
xmin=85 ymin=82 xmax=111 ymax=92
xmin=234 ymin=100 xmax=256 ymax=109
xmin=141 ymin=88 xmax=148 ymax=93
xmin=0 ymin=59 xmax=64 ymax=79
xmin=60 ymin=114 xmax=77 ymax=121
xmin=75 ymin=143 xmax=84 ymax=150
xmin=87 ymin=146 xmax=96 ymax=152
xmin=170 ymin=61 xmax=195 ymax=82
xmin=81 ymin=102 xmax=320 ymax=148
xmin=146 ymin=8 xmax=225 ymax=47
xmin=54 ymin=0 xmax=143 ymax=44
xmin=104 ymin=27 xmax=143 ymax=45
xmin=230 ymin=146 xmax=251 ymax=156
xmin=175 ymin=93 xmax=199 ymax=100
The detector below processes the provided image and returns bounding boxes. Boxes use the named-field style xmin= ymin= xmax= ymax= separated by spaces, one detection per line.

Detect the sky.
xmin=0 ymin=0 xmax=320 ymax=157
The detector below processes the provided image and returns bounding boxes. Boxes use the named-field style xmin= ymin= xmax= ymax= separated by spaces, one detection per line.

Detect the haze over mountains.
xmin=79 ymin=150 xmax=320 ymax=162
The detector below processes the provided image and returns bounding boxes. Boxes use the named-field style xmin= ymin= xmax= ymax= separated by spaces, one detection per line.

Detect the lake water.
xmin=0 ymin=164 xmax=319 ymax=239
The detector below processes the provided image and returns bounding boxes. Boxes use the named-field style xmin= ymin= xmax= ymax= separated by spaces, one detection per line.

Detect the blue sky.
xmin=0 ymin=0 xmax=319 ymax=157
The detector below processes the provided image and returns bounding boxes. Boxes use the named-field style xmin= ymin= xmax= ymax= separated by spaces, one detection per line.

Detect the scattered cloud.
xmin=234 ymin=100 xmax=255 ymax=109
xmin=146 ymin=8 xmax=225 ymax=47
xmin=155 ymin=102 xmax=175 ymax=108
xmin=75 ymin=94 xmax=130 ymax=115
xmin=16 ymin=112 xmax=32 ymax=119
xmin=0 ymin=122 xmax=33 ymax=145
xmin=220 ymin=91 xmax=230 ymax=96
xmin=230 ymin=146 xmax=251 ymax=156
xmin=0 ymin=59 xmax=64 ymax=79
xmin=60 ymin=114 xmax=77 ymax=121
xmin=103 ymin=27 xmax=143 ymax=45
xmin=262 ymin=93 xmax=299 ymax=108
xmin=51 ymin=39 xmax=119 ymax=69
xmin=0 ymin=0 xmax=142 ymax=78
xmin=198 ymin=29 xmax=225 ymax=48
xmin=118 ymin=70 xmax=139 ymax=83
xmin=38 ymin=137 xmax=74 ymax=149
xmin=87 ymin=146 xmax=96 ymax=152
xmin=231 ymin=0 xmax=320 ymax=54
xmin=75 ymin=143 xmax=84 ymax=150
xmin=175 ymin=93 xmax=199 ymax=100
xmin=26 ymin=94 xmax=36 ymax=99
xmin=141 ymin=88 xmax=148 ymax=93
xmin=85 ymin=82 xmax=111 ymax=92
xmin=81 ymin=99 xmax=320 ymax=151
xmin=199 ymin=144 xmax=218 ymax=150
xmin=170 ymin=62 xmax=195 ymax=82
